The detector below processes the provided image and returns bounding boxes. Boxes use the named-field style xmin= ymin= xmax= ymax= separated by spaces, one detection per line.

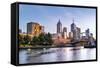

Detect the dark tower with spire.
xmin=71 ymin=19 xmax=76 ymax=32
xmin=71 ymin=19 xmax=77 ymax=40
xmin=57 ymin=19 xmax=62 ymax=34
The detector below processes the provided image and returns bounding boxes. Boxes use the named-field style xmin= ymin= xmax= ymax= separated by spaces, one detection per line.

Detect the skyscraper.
xmin=27 ymin=22 xmax=33 ymax=34
xmin=70 ymin=19 xmax=81 ymax=41
xmin=57 ymin=20 xmax=62 ymax=34
xmin=89 ymin=33 xmax=95 ymax=46
xmin=71 ymin=19 xmax=76 ymax=32
xmin=69 ymin=32 xmax=73 ymax=39
xmin=71 ymin=19 xmax=77 ymax=40
xmin=85 ymin=28 xmax=90 ymax=39
xmin=62 ymin=27 xmax=67 ymax=39
xmin=27 ymin=22 xmax=44 ymax=37
xmin=76 ymin=27 xmax=81 ymax=40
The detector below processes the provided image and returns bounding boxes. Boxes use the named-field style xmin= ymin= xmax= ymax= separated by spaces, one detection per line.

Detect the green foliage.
xmin=38 ymin=33 xmax=45 ymax=44
xmin=19 ymin=34 xmax=23 ymax=44
xmin=19 ymin=34 xmax=31 ymax=45
xmin=23 ymin=35 xmax=30 ymax=44
xmin=31 ymin=36 xmax=39 ymax=45
xmin=31 ymin=33 xmax=53 ymax=46
xmin=44 ymin=33 xmax=53 ymax=44
xmin=19 ymin=33 xmax=53 ymax=46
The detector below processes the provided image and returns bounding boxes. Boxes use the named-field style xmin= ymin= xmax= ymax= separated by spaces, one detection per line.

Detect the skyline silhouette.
xmin=19 ymin=4 xmax=96 ymax=38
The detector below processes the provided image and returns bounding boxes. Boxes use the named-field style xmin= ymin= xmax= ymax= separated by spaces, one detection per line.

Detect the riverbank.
xmin=19 ymin=45 xmax=74 ymax=49
xmin=19 ymin=45 xmax=96 ymax=49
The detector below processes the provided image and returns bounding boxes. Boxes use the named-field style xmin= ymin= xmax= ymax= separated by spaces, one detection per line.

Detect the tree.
xmin=38 ymin=33 xmax=45 ymax=44
xmin=31 ymin=36 xmax=39 ymax=45
xmin=19 ymin=34 xmax=23 ymax=45
xmin=31 ymin=33 xmax=53 ymax=46
xmin=19 ymin=34 xmax=31 ymax=47
xmin=43 ymin=33 xmax=53 ymax=45
xmin=23 ymin=35 xmax=31 ymax=44
xmin=47 ymin=33 xmax=53 ymax=44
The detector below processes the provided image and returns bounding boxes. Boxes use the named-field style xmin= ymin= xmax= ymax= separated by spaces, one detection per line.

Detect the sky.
xmin=19 ymin=4 xmax=96 ymax=38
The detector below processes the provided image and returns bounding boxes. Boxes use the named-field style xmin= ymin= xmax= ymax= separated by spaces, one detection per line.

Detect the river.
xmin=19 ymin=47 xmax=96 ymax=64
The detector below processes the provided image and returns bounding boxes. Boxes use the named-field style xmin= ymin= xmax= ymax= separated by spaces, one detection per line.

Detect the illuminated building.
xmin=27 ymin=22 xmax=44 ymax=37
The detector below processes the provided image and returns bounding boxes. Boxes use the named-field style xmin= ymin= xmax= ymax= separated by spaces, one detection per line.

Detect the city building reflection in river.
xmin=19 ymin=47 xmax=96 ymax=64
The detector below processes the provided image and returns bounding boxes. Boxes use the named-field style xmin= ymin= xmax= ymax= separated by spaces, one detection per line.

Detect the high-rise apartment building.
xmin=27 ymin=22 xmax=44 ymax=37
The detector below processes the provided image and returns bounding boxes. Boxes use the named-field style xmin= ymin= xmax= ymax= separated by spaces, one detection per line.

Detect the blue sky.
xmin=19 ymin=4 xmax=96 ymax=38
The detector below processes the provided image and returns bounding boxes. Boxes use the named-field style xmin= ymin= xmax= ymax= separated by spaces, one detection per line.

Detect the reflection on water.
xmin=19 ymin=47 xmax=96 ymax=64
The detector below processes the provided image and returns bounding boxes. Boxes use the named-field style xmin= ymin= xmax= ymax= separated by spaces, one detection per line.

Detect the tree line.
xmin=19 ymin=33 xmax=53 ymax=46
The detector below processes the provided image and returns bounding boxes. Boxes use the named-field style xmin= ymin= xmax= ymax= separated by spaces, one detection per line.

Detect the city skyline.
xmin=19 ymin=4 xmax=96 ymax=38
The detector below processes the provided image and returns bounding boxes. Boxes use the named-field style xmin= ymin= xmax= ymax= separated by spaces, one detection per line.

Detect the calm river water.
xmin=19 ymin=47 xmax=96 ymax=64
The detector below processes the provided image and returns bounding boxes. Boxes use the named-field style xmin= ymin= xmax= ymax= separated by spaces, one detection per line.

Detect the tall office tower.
xmin=71 ymin=19 xmax=76 ymax=32
xmin=57 ymin=19 xmax=62 ymax=34
xmin=85 ymin=28 xmax=90 ymax=39
xmin=27 ymin=22 xmax=44 ymax=37
xmin=76 ymin=27 xmax=81 ymax=40
xmin=89 ymin=33 xmax=95 ymax=46
xmin=69 ymin=32 xmax=73 ymax=39
xmin=62 ymin=27 xmax=67 ymax=39
xmin=71 ymin=19 xmax=77 ymax=40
